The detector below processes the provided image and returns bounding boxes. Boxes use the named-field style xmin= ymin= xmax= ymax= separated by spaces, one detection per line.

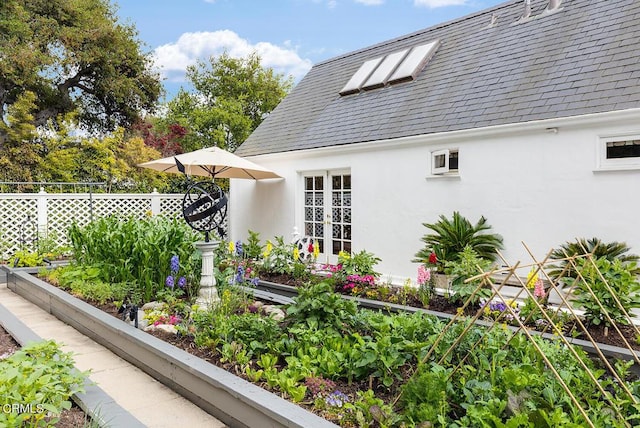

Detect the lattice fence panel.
xmin=92 ymin=197 xmax=152 ymax=219
xmin=47 ymin=197 xmax=93 ymax=244
xmin=160 ymin=196 xmax=183 ymax=217
xmin=0 ymin=193 xmax=188 ymax=260
xmin=0 ymin=198 xmax=38 ymax=258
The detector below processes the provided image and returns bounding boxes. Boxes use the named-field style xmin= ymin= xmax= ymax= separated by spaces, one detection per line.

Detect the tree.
xmin=132 ymin=120 xmax=186 ymax=157
xmin=0 ymin=0 xmax=162 ymax=146
xmin=0 ymin=91 xmax=40 ymax=187
xmin=163 ymin=52 xmax=293 ymax=152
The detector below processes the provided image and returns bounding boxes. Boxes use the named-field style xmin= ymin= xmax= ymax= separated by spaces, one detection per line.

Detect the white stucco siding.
xmin=231 ymin=111 xmax=640 ymax=284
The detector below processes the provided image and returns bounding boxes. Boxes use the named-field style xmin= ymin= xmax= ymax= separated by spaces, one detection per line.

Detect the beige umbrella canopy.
xmin=138 ymin=146 xmax=281 ymax=180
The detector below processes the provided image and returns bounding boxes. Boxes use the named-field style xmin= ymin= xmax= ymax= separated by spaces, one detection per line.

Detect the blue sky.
xmin=114 ymin=0 xmax=507 ymax=100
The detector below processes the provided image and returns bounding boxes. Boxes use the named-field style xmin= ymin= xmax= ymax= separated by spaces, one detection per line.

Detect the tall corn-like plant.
xmin=413 ymin=211 xmax=503 ymax=267
xmin=68 ymin=216 xmax=202 ymax=302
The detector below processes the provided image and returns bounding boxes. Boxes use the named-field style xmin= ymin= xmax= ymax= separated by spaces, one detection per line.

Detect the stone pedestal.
xmin=195 ymin=240 xmax=220 ymax=310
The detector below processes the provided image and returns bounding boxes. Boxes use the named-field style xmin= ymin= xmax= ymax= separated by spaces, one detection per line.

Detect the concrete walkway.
xmin=0 ymin=282 xmax=226 ymax=428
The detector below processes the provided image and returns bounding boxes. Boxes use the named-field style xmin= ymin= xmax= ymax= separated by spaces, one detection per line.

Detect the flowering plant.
xmin=481 ymin=298 xmax=519 ymax=322
xmin=340 ymin=273 xmax=376 ymax=293
xmin=164 ymin=255 xmax=187 ymax=294
xmin=416 ymin=265 xmax=434 ymax=306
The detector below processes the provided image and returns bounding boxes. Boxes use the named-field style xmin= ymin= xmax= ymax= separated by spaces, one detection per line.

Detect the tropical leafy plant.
xmin=549 ymin=237 xmax=640 ymax=279
xmin=414 ymin=211 xmax=503 ymax=269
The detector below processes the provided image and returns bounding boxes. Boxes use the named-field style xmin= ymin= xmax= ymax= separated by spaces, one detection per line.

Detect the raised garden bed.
xmin=0 ymin=298 xmax=143 ymax=428
xmin=4 ymin=268 xmax=338 ymax=428
xmin=251 ymin=279 xmax=640 ymax=372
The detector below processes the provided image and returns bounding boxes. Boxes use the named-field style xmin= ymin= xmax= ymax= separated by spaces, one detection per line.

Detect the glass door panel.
xmin=302 ymin=170 xmax=351 ymax=263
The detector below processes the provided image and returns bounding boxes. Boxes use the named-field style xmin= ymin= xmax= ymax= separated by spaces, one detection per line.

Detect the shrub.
xmin=567 ymin=257 xmax=640 ymax=327
xmin=414 ymin=211 xmax=503 ymax=270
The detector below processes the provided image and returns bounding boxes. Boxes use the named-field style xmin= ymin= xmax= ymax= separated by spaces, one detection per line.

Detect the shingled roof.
xmin=236 ymin=0 xmax=640 ymax=157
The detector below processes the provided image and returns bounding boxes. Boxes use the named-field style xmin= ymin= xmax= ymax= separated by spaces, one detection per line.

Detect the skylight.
xmin=388 ymin=40 xmax=439 ymax=84
xmin=362 ymin=49 xmax=409 ymax=90
xmin=339 ymin=57 xmax=383 ymax=96
xmin=339 ymin=40 xmax=440 ymax=96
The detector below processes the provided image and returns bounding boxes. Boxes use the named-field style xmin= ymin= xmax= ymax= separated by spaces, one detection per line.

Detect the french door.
xmin=302 ymin=170 xmax=351 ymax=263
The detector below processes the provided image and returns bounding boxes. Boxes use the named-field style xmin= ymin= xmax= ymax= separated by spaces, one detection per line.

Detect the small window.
xmin=598 ymin=135 xmax=640 ymax=170
xmin=431 ymin=149 xmax=459 ymax=175
xmin=606 ymin=139 xmax=640 ymax=159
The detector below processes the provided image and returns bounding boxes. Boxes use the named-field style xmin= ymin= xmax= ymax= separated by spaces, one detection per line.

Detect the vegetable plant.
xmin=0 ymin=340 xmax=87 ymax=427
xmin=567 ymin=257 xmax=640 ymax=328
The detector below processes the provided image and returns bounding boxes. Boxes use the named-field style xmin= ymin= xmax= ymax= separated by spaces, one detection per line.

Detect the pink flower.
xmin=417 ymin=265 xmax=431 ymax=286
xmin=534 ymin=279 xmax=546 ymax=299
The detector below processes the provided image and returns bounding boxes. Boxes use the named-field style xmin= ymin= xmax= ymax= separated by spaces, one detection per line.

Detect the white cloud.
xmin=354 ymin=0 xmax=384 ymax=5
xmin=414 ymin=0 xmax=468 ymax=7
xmin=152 ymin=30 xmax=313 ymax=83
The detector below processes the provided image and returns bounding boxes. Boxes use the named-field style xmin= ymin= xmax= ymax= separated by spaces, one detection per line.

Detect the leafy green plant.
xmin=44 ymin=264 xmax=129 ymax=304
xmin=261 ymin=236 xmax=295 ymax=275
xmin=414 ymin=211 xmax=503 ymax=270
xmin=0 ymin=340 xmax=87 ymax=427
xmin=567 ymin=257 xmax=640 ymax=328
xmin=285 ymin=281 xmax=358 ymax=331
xmin=338 ymin=250 xmax=381 ymax=277
xmin=444 ymin=245 xmax=494 ymax=306
xmin=549 ymin=237 xmax=640 ymax=279
xmin=9 ymin=249 xmax=44 ymax=267
xmin=243 ymin=230 xmax=264 ymax=260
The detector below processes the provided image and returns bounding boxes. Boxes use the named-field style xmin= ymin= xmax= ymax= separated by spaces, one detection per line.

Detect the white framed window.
xmin=597 ymin=134 xmax=640 ymax=171
xmin=431 ymin=149 xmax=459 ymax=175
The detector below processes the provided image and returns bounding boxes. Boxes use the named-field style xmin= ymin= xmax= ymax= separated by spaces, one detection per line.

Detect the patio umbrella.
xmin=137 ymin=146 xmax=281 ymax=180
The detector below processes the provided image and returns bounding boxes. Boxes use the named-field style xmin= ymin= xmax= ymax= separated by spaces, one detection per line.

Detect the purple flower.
xmin=235 ymin=241 xmax=243 ymax=257
xmin=235 ymin=266 xmax=245 ymax=283
xmin=165 ymin=275 xmax=175 ymax=289
xmin=177 ymin=276 xmax=187 ymax=289
xmin=170 ymin=255 xmax=180 ymax=274
xmin=250 ymin=277 xmax=259 ymax=286
xmin=325 ymin=391 xmax=349 ymax=407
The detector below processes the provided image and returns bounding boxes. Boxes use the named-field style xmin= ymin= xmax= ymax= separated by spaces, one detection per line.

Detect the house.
xmin=230 ymin=0 xmax=640 ymax=284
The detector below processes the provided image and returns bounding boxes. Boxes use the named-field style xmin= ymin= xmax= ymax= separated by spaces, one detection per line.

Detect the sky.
xmin=113 ymin=0 xmax=507 ymax=100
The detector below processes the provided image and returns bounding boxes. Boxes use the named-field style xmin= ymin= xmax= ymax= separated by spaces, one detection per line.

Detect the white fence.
xmin=0 ymin=190 xmax=185 ymax=259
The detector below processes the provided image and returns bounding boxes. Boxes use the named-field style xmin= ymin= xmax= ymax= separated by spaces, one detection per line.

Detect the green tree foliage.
xmin=39 ymin=124 xmax=165 ymax=192
xmin=162 ymin=52 xmax=293 ymax=152
xmin=0 ymin=91 xmax=40 ymax=185
xmin=0 ymin=0 xmax=162 ymax=146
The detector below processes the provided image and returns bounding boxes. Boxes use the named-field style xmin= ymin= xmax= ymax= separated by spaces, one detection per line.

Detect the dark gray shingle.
xmin=236 ymin=0 xmax=640 ymax=156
